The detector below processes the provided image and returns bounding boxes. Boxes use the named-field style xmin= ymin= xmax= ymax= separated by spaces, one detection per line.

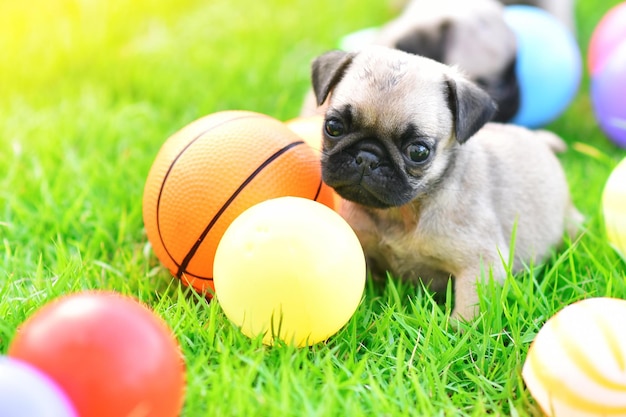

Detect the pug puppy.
xmin=311 ymin=46 xmax=582 ymax=321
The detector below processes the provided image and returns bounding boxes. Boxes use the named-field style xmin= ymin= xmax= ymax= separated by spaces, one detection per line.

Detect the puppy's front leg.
xmin=451 ymin=259 xmax=507 ymax=321
xmin=451 ymin=270 xmax=481 ymax=321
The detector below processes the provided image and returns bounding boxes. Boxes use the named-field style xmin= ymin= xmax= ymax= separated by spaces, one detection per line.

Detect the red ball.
xmin=8 ymin=291 xmax=185 ymax=417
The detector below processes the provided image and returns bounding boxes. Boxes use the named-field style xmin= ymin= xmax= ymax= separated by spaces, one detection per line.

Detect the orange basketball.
xmin=143 ymin=110 xmax=335 ymax=294
xmin=285 ymin=115 xmax=343 ymax=210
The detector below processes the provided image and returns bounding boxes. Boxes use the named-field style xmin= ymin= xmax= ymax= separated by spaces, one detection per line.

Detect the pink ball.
xmin=588 ymin=2 xmax=626 ymax=75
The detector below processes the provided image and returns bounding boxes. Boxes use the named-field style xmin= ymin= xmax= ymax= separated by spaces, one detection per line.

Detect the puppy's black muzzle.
xmin=354 ymin=142 xmax=384 ymax=174
xmin=322 ymin=140 xmax=413 ymax=208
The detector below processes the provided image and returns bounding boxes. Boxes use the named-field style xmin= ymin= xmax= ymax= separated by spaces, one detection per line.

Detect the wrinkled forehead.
xmin=329 ymin=49 xmax=454 ymax=138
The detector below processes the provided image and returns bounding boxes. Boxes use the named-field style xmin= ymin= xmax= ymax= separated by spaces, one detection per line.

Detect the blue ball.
xmin=504 ymin=5 xmax=582 ymax=128
xmin=0 ymin=356 xmax=77 ymax=417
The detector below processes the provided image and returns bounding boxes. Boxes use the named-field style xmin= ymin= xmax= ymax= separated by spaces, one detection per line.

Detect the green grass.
xmin=1 ymin=0 xmax=625 ymax=415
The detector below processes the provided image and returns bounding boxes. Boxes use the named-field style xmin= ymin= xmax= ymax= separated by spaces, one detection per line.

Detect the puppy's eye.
xmin=324 ymin=118 xmax=345 ymax=138
xmin=405 ymin=143 xmax=430 ymax=163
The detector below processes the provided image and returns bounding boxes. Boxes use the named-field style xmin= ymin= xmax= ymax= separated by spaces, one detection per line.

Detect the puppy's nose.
xmin=355 ymin=150 xmax=380 ymax=171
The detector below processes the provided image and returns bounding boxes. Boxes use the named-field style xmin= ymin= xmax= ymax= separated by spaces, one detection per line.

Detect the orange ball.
xmin=143 ymin=111 xmax=334 ymax=294
xmin=285 ymin=115 xmax=343 ymax=210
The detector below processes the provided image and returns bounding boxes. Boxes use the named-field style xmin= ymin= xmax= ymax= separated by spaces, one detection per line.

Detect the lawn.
xmin=1 ymin=0 xmax=625 ymax=416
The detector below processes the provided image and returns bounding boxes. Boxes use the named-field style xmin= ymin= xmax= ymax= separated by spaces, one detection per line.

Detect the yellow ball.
xmin=522 ymin=297 xmax=626 ymax=416
xmin=603 ymin=157 xmax=626 ymax=258
xmin=213 ymin=196 xmax=366 ymax=347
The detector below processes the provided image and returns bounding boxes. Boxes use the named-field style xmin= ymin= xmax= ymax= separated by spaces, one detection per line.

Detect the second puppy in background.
xmin=302 ymin=0 xmax=575 ymax=123
xmin=375 ymin=0 xmax=575 ymax=122
xmin=374 ymin=0 xmax=519 ymax=122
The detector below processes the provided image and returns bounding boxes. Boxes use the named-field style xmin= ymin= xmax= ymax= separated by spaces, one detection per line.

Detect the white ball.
xmin=523 ymin=297 xmax=626 ymax=416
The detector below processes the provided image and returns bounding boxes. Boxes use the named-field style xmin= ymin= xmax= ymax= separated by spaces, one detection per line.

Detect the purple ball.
xmin=591 ymin=40 xmax=626 ymax=148
xmin=0 ymin=356 xmax=77 ymax=417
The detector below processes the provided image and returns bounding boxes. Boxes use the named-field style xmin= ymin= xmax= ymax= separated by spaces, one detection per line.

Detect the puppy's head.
xmin=312 ymin=46 xmax=496 ymax=208
xmin=374 ymin=0 xmax=519 ymax=122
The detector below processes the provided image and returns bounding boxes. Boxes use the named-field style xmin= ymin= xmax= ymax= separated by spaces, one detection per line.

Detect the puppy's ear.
xmin=311 ymin=50 xmax=355 ymax=106
xmin=445 ymin=76 xmax=497 ymax=143
xmin=394 ymin=21 xmax=451 ymax=63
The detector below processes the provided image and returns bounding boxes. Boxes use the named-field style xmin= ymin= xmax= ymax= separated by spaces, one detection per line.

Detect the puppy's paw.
xmin=450 ymin=303 xmax=479 ymax=323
